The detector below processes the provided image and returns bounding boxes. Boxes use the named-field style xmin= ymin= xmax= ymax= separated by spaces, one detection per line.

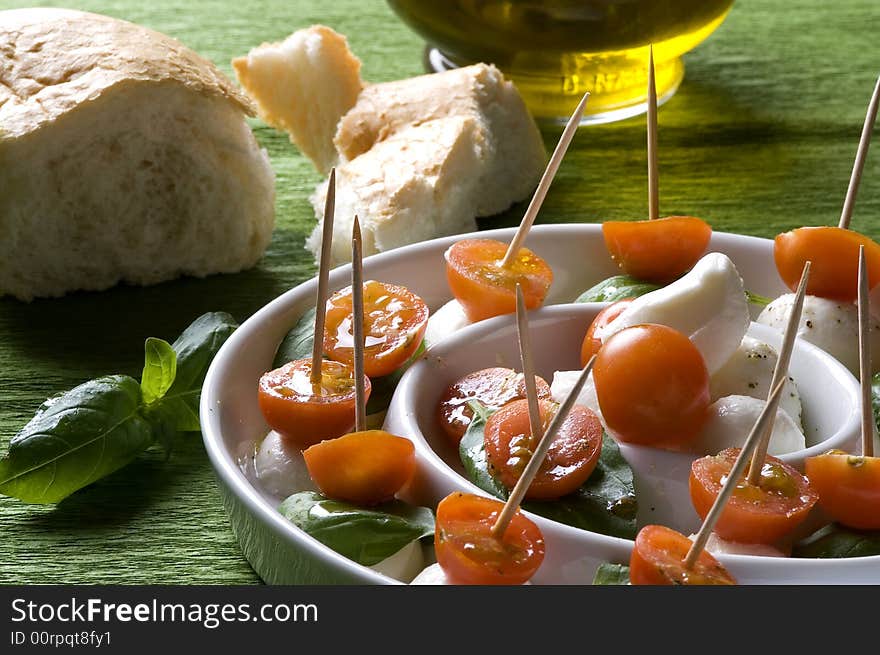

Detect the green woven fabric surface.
xmin=0 ymin=0 xmax=877 ymax=584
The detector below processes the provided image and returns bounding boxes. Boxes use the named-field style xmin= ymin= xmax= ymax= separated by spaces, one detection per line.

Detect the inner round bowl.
xmin=386 ymin=303 xmax=868 ymax=584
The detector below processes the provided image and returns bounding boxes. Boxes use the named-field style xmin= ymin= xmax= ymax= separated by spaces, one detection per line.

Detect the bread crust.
xmin=0 ymin=7 xmax=254 ymax=140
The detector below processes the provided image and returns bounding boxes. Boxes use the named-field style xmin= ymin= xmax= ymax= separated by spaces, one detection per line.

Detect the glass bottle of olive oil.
xmin=387 ymin=0 xmax=735 ymax=124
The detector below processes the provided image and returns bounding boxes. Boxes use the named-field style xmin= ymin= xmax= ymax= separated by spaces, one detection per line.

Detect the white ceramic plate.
xmin=200 ymin=224 xmax=879 ymax=585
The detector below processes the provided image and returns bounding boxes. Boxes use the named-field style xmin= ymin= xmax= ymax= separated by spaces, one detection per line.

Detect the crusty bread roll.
xmin=0 ymin=8 xmax=276 ymax=301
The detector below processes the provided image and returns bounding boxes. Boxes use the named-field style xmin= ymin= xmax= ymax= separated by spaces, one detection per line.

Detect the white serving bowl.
xmin=386 ymin=302 xmax=870 ymax=583
xmin=201 ymin=223 xmax=878 ymax=585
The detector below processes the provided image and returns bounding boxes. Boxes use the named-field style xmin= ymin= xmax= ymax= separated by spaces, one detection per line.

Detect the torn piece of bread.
xmin=0 ymin=8 xmax=276 ymax=301
xmin=334 ymin=63 xmax=546 ymax=217
xmin=232 ymin=25 xmax=363 ymax=174
xmin=308 ymin=116 xmax=487 ymax=264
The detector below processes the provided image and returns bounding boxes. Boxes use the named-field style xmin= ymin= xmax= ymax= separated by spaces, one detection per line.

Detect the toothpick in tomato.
xmin=805 ymin=450 xmax=880 ymax=530
xmin=629 ymin=524 xmax=736 ymax=585
xmin=593 ymin=323 xmax=710 ymax=447
xmin=689 ymin=447 xmax=818 ymax=544
xmin=444 ymin=238 xmax=553 ymax=323
xmin=302 ymin=429 xmax=416 ymax=506
xmin=484 ymin=398 xmax=603 ymax=500
xmin=434 ymin=492 xmax=545 ymax=585
xmin=774 ymin=226 xmax=880 ymax=303
xmin=258 ymin=358 xmax=371 ymax=449
xmin=437 ymin=367 xmax=551 ymax=446
xmin=323 ymin=280 xmax=429 ymax=378
xmin=602 ymin=216 xmax=712 ymax=283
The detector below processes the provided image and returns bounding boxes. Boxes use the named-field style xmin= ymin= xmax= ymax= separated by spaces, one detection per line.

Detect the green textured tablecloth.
xmin=1 ymin=0 xmax=877 ymax=584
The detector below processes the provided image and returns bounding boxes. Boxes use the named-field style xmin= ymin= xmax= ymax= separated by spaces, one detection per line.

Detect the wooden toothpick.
xmin=311 ymin=167 xmax=336 ymax=384
xmin=647 ymin=44 xmax=660 ymax=221
xmin=491 ymin=355 xmax=597 ymax=538
xmin=351 ymin=215 xmax=366 ymax=432
xmin=515 ymin=284 xmax=543 ymax=449
xmin=748 ymin=260 xmax=811 ymax=485
xmin=500 ymin=90 xmax=590 ymax=268
xmin=838 ymin=74 xmax=880 ymax=230
xmin=684 ymin=379 xmax=788 ymax=570
xmin=857 ymin=245 xmax=875 ymax=457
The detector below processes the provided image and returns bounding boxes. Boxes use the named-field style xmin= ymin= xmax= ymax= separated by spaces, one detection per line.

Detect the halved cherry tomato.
xmin=629 ymin=524 xmax=736 ymax=585
xmin=302 ymin=430 xmax=416 ymax=506
xmin=774 ymin=226 xmax=880 ymax=302
xmin=323 ymin=280 xmax=429 ymax=378
xmin=434 ymin=492 xmax=545 ymax=585
xmin=258 ymin=358 xmax=371 ymax=449
xmin=437 ymin=367 xmax=551 ymax=446
xmin=602 ymin=216 xmax=712 ymax=283
xmin=593 ymin=324 xmax=710 ymax=447
xmin=580 ymin=298 xmax=634 ymax=365
xmin=805 ymin=450 xmax=880 ymax=530
xmin=444 ymin=238 xmax=554 ymax=322
xmin=484 ymin=399 xmax=603 ymax=500
xmin=690 ymin=448 xmax=818 ymax=544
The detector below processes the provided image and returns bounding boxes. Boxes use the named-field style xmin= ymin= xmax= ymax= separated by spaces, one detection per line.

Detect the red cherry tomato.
xmin=593 ymin=324 xmax=710 ymax=447
xmin=444 ymin=238 xmax=553 ymax=322
xmin=774 ymin=226 xmax=880 ymax=302
xmin=805 ymin=450 xmax=880 ymax=530
xmin=580 ymin=298 xmax=634 ymax=366
xmin=484 ymin=399 xmax=604 ymax=500
xmin=258 ymin=358 xmax=371 ymax=449
xmin=303 ymin=430 xmax=416 ymax=506
xmin=690 ymin=448 xmax=818 ymax=544
xmin=629 ymin=524 xmax=736 ymax=585
xmin=323 ymin=280 xmax=429 ymax=378
xmin=437 ymin=367 xmax=551 ymax=446
xmin=602 ymin=216 xmax=712 ymax=283
xmin=434 ymin=492 xmax=545 ymax=585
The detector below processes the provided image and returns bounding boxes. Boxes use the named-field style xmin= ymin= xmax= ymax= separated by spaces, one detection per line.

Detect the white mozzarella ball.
xmin=369 ymin=540 xmax=425 ymax=583
xmin=550 ymin=370 xmax=605 ymax=428
xmin=595 ymin=253 xmax=750 ymax=374
xmin=254 ymin=431 xmax=317 ymax=498
xmin=693 ymin=395 xmax=806 ymax=456
xmin=424 ymin=299 xmax=471 ymax=348
xmin=757 ymin=293 xmax=880 ymax=375
xmin=689 ymin=532 xmax=787 ymax=557
xmin=709 ymin=336 xmax=803 ymax=429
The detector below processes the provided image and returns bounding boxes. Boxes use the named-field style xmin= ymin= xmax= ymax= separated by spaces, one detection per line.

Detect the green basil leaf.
xmin=459 ymin=404 xmax=638 ymax=539
xmin=745 ymin=290 xmax=773 ymax=307
xmin=157 ymin=312 xmax=238 ymax=433
xmin=575 ymin=276 xmax=661 ymax=303
xmin=592 ymin=562 xmax=631 ymax=585
xmin=792 ymin=523 xmax=880 ymax=559
xmin=273 ymin=307 xmax=317 ymax=369
xmin=0 ymin=376 xmax=154 ymax=504
xmin=279 ymin=491 xmax=435 ymax=566
xmin=141 ymin=337 xmax=177 ymax=404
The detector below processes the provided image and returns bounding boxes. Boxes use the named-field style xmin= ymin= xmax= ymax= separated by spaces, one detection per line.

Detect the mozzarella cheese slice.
xmin=254 ymin=431 xmax=317 ymax=498
xmin=693 ymin=394 xmax=806 ymax=456
xmin=369 ymin=540 xmax=425 ymax=583
xmin=424 ymin=299 xmax=472 ymax=348
xmin=594 ymin=252 xmax=750 ymax=374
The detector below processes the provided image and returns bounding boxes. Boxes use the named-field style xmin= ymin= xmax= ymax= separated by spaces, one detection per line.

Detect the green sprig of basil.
xmin=871 ymin=372 xmax=880 ymax=436
xmin=458 ymin=401 xmax=638 ymax=539
xmin=279 ymin=491 xmax=435 ymax=566
xmin=592 ymin=562 xmax=631 ymax=585
xmin=0 ymin=312 xmax=238 ymax=503
xmin=792 ymin=523 xmax=880 ymax=559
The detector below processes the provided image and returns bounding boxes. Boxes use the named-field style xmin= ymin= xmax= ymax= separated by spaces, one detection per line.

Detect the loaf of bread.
xmin=0 ymin=8 xmax=276 ymax=301
xmin=233 ymin=27 xmax=546 ymax=265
